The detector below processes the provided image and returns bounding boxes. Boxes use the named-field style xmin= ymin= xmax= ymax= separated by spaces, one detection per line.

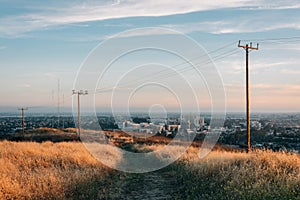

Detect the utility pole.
xmin=62 ymin=93 xmax=65 ymax=129
xmin=72 ymin=90 xmax=88 ymax=138
xmin=57 ymin=79 xmax=60 ymax=129
xmin=52 ymin=89 xmax=54 ymax=128
xmin=18 ymin=107 xmax=28 ymax=141
xmin=238 ymin=40 xmax=259 ymax=153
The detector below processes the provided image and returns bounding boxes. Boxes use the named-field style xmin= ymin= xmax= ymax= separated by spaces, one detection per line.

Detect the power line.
xmin=93 ymin=47 xmax=240 ymax=94
xmin=241 ymin=36 xmax=300 ymax=43
xmin=62 ymin=41 xmax=237 ymax=95
xmin=176 ymin=49 xmax=240 ymax=75
xmin=26 ymin=94 xmax=73 ymax=110
xmin=94 ymin=42 xmax=238 ymax=93
xmin=145 ymin=49 xmax=240 ymax=85
xmin=92 ymin=36 xmax=298 ymax=96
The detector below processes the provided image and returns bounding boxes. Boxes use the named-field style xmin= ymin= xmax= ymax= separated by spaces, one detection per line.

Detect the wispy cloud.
xmin=17 ymin=83 xmax=31 ymax=88
xmin=247 ymin=1 xmax=300 ymax=10
xmin=162 ymin=17 xmax=300 ymax=35
xmin=280 ymin=69 xmax=300 ymax=75
xmin=1 ymin=0 xmax=300 ymax=37
xmin=106 ymin=27 xmax=179 ymax=39
xmin=226 ymin=83 xmax=300 ymax=92
xmin=251 ymin=61 xmax=292 ymax=70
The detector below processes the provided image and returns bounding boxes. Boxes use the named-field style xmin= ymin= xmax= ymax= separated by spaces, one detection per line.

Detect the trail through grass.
xmin=0 ymin=140 xmax=299 ymax=199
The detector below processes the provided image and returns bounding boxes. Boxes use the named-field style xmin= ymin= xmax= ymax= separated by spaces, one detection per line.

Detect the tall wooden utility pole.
xmin=238 ymin=40 xmax=259 ymax=153
xmin=18 ymin=107 xmax=28 ymax=140
xmin=72 ymin=90 xmax=88 ymax=138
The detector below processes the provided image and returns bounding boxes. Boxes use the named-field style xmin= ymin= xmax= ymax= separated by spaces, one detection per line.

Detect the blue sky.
xmin=0 ymin=0 xmax=300 ymax=112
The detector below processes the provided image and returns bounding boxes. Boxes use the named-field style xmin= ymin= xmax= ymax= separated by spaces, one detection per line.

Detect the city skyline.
xmin=0 ymin=1 xmax=300 ymax=112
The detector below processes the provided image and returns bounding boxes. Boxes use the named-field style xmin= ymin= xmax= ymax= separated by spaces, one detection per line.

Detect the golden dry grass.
xmin=0 ymin=139 xmax=299 ymax=199
xmin=175 ymin=146 xmax=300 ymax=199
xmin=129 ymin=143 xmax=300 ymax=199
xmin=0 ymin=141 xmax=120 ymax=199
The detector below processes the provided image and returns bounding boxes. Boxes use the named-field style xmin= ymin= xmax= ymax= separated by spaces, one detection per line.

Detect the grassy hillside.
xmin=0 ymin=139 xmax=299 ymax=199
xmin=0 ymin=141 xmax=122 ymax=199
xmin=171 ymin=147 xmax=300 ymax=199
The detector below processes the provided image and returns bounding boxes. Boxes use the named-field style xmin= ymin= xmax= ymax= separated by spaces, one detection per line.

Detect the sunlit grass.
xmin=0 ymin=141 xmax=121 ymax=199
xmin=173 ymin=147 xmax=300 ymax=199
xmin=118 ymin=142 xmax=300 ymax=199
xmin=0 ymin=138 xmax=299 ymax=199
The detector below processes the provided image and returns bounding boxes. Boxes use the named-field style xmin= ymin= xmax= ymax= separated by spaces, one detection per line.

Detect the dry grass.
xmin=0 ymin=138 xmax=299 ymax=199
xmin=128 ymin=143 xmax=300 ymax=199
xmin=0 ymin=141 xmax=122 ymax=199
xmin=172 ymin=146 xmax=300 ymax=199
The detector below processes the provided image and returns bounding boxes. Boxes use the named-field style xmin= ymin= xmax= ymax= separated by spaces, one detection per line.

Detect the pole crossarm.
xmin=238 ymin=40 xmax=259 ymax=50
xmin=17 ymin=108 xmax=28 ymax=111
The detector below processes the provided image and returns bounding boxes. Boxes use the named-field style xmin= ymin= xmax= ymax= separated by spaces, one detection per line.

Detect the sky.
xmin=0 ymin=0 xmax=300 ymax=113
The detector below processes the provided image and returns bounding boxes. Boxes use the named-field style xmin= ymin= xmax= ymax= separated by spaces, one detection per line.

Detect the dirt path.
xmin=118 ymin=169 xmax=179 ymax=200
xmin=99 ymin=143 xmax=181 ymax=199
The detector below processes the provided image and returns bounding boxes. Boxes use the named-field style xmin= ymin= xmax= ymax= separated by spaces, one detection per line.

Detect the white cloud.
xmin=162 ymin=18 xmax=300 ymax=35
xmin=250 ymin=61 xmax=291 ymax=70
xmin=252 ymin=84 xmax=275 ymax=89
xmin=1 ymin=0 xmax=300 ymax=37
xmin=17 ymin=83 xmax=31 ymax=88
xmin=280 ymin=69 xmax=300 ymax=75
xmin=226 ymin=83 xmax=300 ymax=91
xmin=106 ymin=27 xmax=179 ymax=39
xmin=216 ymin=60 xmax=244 ymax=75
xmin=251 ymin=2 xmax=300 ymax=10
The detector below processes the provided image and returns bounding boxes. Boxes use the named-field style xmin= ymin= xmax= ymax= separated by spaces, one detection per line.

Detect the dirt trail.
xmin=118 ymin=169 xmax=179 ymax=200
xmin=100 ymin=142 xmax=181 ymax=199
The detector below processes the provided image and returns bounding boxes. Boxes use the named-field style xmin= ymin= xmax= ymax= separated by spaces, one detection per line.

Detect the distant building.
xmin=251 ymin=121 xmax=262 ymax=130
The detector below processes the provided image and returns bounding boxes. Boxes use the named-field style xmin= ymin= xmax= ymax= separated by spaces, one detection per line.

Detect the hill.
xmin=0 ymin=130 xmax=299 ymax=199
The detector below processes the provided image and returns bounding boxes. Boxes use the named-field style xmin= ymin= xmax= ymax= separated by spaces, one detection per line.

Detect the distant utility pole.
xmin=52 ymin=89 xmax=54 ymax=128
xmin=62 ymin=93 xmax=65 ymax=129
xmin=18 ymin=107 xmax=28 ymax=140
xmin=72 ymin=90 xmax=88 ymax=138
xmin=238 ymin=40 xmax=259 ymax=153
xmin=57 ymin=79 xmax=60 ymax=128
